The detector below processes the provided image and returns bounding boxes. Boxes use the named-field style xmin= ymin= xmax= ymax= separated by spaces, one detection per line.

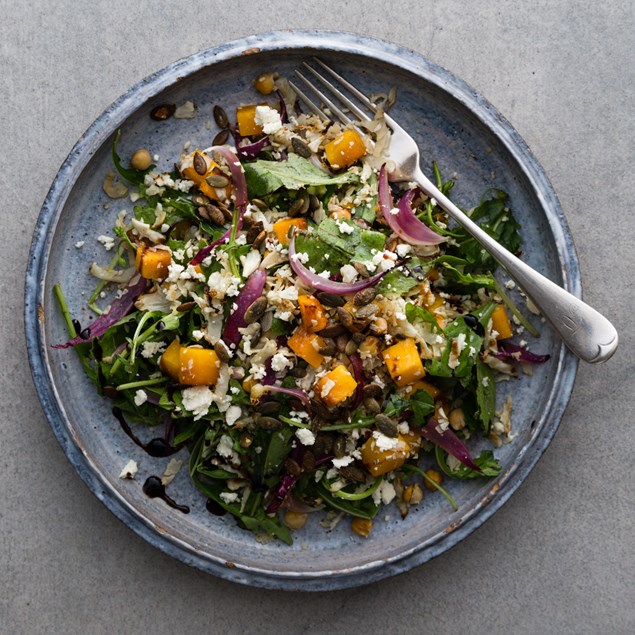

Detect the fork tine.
xmin=312 ymin=58 xmax=377 ymax=113
xmin=301 ymin=62 xmax=372 ymax=123
xmin=294 ymin=70 xmax=354 ymax=126
xmin=287 ymin=79 xmax=330 ymax=122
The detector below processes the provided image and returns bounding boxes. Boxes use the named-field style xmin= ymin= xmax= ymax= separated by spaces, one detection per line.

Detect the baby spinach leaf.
xmin=436 ymin=447 xmax=501 ymax=479
xmin=377 ymin=269 xmax=418 ymax=295
xmin=476 ymin=359 xmax=496 ymax=433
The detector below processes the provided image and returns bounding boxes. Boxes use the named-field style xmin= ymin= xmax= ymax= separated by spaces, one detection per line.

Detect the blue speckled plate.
xmin=25 ymin=31 xmax=579 ymax=590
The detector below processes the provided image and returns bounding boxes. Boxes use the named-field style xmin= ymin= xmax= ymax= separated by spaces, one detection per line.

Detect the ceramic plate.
xmin=25 ymin=31 xmax=579 ymax=590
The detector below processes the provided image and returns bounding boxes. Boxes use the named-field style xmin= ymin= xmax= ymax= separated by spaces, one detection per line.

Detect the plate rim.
xmin=24 ymin=29 xmax=580 ymax=591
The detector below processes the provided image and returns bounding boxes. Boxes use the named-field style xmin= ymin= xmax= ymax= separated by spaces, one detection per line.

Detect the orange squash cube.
xmin=401 ymin=379 xmax=440 ymax=399
xmin=324 ymin=129 xmax=366 ymax=169
xmin=236 ymin=104 xmax=263 ymax=137
xmin=287 ymin=326 xmax=325 ymax=368
xmin=136 ymin=246 xmax=171 ymax=280
xmin=181 ymin=152 xmax=232 ymax=202
xmin=272 ymin=217 xmax=308 ymax=245
xmin=382 ymin=338 xmax=425 ymax=387
xmin=179 ymin=347 xmax=221 ymax=386
xmin=315 ymin=365 xmax=358 ymax=408
xmin=491 ymin=304 xmax=513 ymax=339
xmin=253 ymin=73 xmax=276 ymax=95
xmin=298 ymin=295 xmax=329 ymax=333
xmin=361 ymin=434 xmax=410 ymax=476
xmin=159 ymin=339 xmax=181 ymax=380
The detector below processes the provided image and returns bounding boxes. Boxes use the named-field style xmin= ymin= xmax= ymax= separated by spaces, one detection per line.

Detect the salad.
xmin=54 ymin=70 xmax=549 ymax=544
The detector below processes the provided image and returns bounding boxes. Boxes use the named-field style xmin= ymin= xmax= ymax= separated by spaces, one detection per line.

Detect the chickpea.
xmin=403 ymin=483 xmax=424 ymax=505
xmin=423 ymin=468 xmax=443 ymax=491
xmin=130 ymin=148 xmax=152 ymax=171
xmin=449 ymin=407 xmax=466 ymax=430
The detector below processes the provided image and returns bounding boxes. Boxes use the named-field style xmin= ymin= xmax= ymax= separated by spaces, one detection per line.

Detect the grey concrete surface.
xmin=1 ymin=0 xmax=633 ymax=633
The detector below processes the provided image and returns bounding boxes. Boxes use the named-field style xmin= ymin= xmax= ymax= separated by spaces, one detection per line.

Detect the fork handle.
xmin=411 ymin=167 xmax=618 ymax=363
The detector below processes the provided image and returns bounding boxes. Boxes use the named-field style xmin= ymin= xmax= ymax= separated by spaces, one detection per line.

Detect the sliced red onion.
xmin=261 ymin=357 xmax=276 ymax=386
xmin=276 ymin=90 xmax=288 ymax=123
xmin=288 ymin=235 xmax=393 ymax=295
xmin=494 ymin=341 xmax=551 ymax=364
xmin=53 ymin=276 xmax=147 ymax=348
xmin=378 ymin=165 xmax=445 ymax=245
xmin=348 ymin=352 xmax=364 ymax=409
xmin=419 ymin=418 xmax=481 ymax=472
xmin=258 ymin=385 xmax=312 ymax=410
xmin=190 ymin=146 xmax=248 ymax=266
xmin=222 ymin=269 xmax=266 ymax=345
xmin=231 ymin=129 xmax=272 ymax=160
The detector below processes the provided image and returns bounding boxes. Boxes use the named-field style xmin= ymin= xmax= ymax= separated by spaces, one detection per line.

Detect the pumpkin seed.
xmin=191 ymin=193 xmax=211 ymax=207
xmin=260 ymin=309 xmax=273 ymax=332
xmin=340 ymin=465 xmax=367 ymax=483
xmin=201 ymin=204 xmax=225 ymax=225
xmin=353 ymin=261 xmax=371 ymax=279
xmin=289 ymin=193 xmax=310 ymax=217
xmin=257 ymin=416 xmax=282 ymax=431
xmin=352 ymin=332 xmax=366 ymax=344
xmin=260 ymin=400 xmax=281 ymax=416
xmin=336 ymin=307 xmax=356 ymax=331
xmin=150 ymin=103 xmax=176 ymax=121
xmin=375 ymin=414 xmax=398 ymax=438
xmin=214 ymin=340 xmax=231 ymax=363
xmin=318 ymin=324 xmax=347 ymax=338
xmin=193 ymin=152 xmax=207 ymax=176
xmin=344 ymin=340 xmax=358 ymax=355
xmin=176 ymin=301 xmax=195 ymax=312
xmin=355 ymin=303 xmax=379 ymax=319
xmin=206 ymin=174 xmax=230 ymax=188
xmin=284 ymin=457 xmax=303 ymax=476
xmin=302 ymin=451 xmax=316 ymax=471
xmin=309 ymin=194 xmax=320 ymax=211
xmin=251 ymin=198 xmax=268 ymax=210
xmin=291 ymin=136 xmax=312 ymax=158
xmin=353 ymin=287 xmax=377 ymax=306
xmin=246 ymin=221 xmax=264 ymax=244
xmin=363 ymin=383 xmax=383 ymax=399
xmin=363 ymin=397 xmax=381 ymax=415
xmin=289 ymin=366 xmax=307 ymax=378
xmin=244 ymin=296 xmax=268 ymax=324
xmin=212 ymin=128 xmax=229 ymax=145
xmin=316 ymin=292 xmax=346 ymax=307
xmin=333 ymin=435 xmax=347 ymax=459
xmin=239 ymin=432 xmax=254 ymax=448
xmin=318 ymin=340 xmax=337 ymax=357
xmin=336 ymin=334 xmax=349 ymax=353
xmin=213 ymin=105 xmax=229 ymax=129
xmin=252 ymin=229 xmax=267 ymax=249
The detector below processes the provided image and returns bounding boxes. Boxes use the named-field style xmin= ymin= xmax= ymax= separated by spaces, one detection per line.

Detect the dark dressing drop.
xmin=142 ymin=476 xmax=190 ymax=514
xmin=112 ymin=407 xmax=179 ymax=457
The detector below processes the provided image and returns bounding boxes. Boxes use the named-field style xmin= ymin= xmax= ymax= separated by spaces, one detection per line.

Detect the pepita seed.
xmin=344 ymin=340 xmax=358 ymax=355
xmin=244 ymin=296 xmax=268 ymax=324
xmin=214 ymin=340 xmax=231 ymax=362
xmin=204 ymin=204 xmax=226 ymax=225
xmin=316 ymin=292 xmax=346 ymax=307
xmin=196 ymin=205 xmax=210 ymax=220
xmin=309 ymin=194 xmax=320 ymax=211
xmin=363 ymin=397 xmax=381 ymax=415
xmin=176 ymin=301 xmax=195 ymax=312
xmin=353 ymin=262 xmax=371 ymax=279
xmin=375 ymin=414 xmax=398 ymax=438
xmin=150 ymin=103 xmax=176 ymax=121
xmin=289 ymin=366 xmax=307 ymax=378
xmin=191 ymin=193 xmax=211 ymax=207
xmin=340 ymin=466 xmax=366 ymax=483
xmin=235 ymin=416 xmax=254 ymax=428
xmin=252 ymin=229 xmax=267 ymax=249
xmin=333 ymin=436 xmax=347 ymax=459
xmin=353 ymin=287 xmax=377 ymax=306
xmin=302 ymin=451 xmax=316 ymax=471
xmin=239 ymin=432 xmax=254 ymax=448
xmin=193 ymin=152 xmax=207 ymax=176
xmin=318 ymin=339 xmax=337 ymax=357
xmin=354 ymin=303 xmax=379 ymax=319
xmin=260 ymin=309 xmax=273 ymax=332
xmin=291 ymin=136 xmax=312 ymax=158
xmin=336 ymin=334 xmax=349 ymax=353
xmin=289 ymin=193 xmax=310 ymax=217
xmin=318 ymin=324 xmax=347 ymax=338
xmin=336 ymin=307 xmax=356 ymax=331
xmin=251 ymin=198 xmax=268 ymax=210
xmin=363 ymin=383 xmax=383 ymax=399
xmin=246 ymin=221 xmax=264 ymax=244
xmin=257 ymin=416 xmax=282 ymax=431
xmin=352 ymin=332 xmax=366 ymax=344
xmin=213 ymin=105 xmax=229 ymax=129
xmin=260 ymin=400 xmax=282 ymax=416
xmin=206 ymin=174 xmax=230 ymax=188
xmin=212 ymin=128 xmax=229 ymax=145
xmin=219 ymin=204 xmax=234 ymax=223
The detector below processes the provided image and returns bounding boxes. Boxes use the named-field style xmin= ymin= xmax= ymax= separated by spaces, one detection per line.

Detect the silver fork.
xmin=290 ymin=59 xmax=618 ymax=364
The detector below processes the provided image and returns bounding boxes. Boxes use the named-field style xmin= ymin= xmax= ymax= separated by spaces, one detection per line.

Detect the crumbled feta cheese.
xmin=396 ymin=243 xmax=412 ymax=257
xmin=173 ymin=100 xmax=196 ymax=119
xmin=271 ymin=351 xmax=293 ymax=373
xmin=320 ymin=378 xmax=335 ymax=399
xmin=335 ymin=219 xmax=355 ymax=234
xmin=220 ymin=492 xmax=239 ymax=503
xmin=332 ymin=455 xmax=355 ymax=468
xmin=372 ymin=431 xmax=399 ymax=451
xmin=254 ymin=105 xmax=282 ymax=134
xmin=295 ymin=428 xmax=316 ymax=446
xmin=291 ymin=251 xmax=310 ymax=264
xmin=225 ymin=405 xmax=242 ymax=426
xmin=133 ymin=390 xmax=148 ymax=406
xmin=97 ymin=235 xmax=115 ymax=251
xmin=141 ymin=341 xmax=166 ymax=358
xmin=119 ymin=459 xmax=138 ymax=479
xmin=181 ymin=385 xmax=213 ymax=420
xmin=74 ymin=241 xmax=85 ymax=249
xmin=340 ymin=264 xmax=358 ymax=283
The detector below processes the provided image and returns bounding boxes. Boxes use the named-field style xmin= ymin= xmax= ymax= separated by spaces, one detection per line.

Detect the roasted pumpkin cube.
xmin=181 ymin=152 xmax=231 ymax=202
xmin=491 ymin=304 xmax=513 ymax=340
xmin=324 ymin=129 xmax=366 ymax=169
xmin=272 ymin=217 xmax=308 ymax=245
xmin=298 ymin=295 xmax=329 ymax=333
xmin=315 ymin=365 xmax=358 ymax=408
xmin=136 ymin=246 xmax=171 ymax=280
xmin=236 ymin=104 xmax=263 ymax=137
xmin=361 ymin=433 xmax=410 ymax=476
xmin=287 ymin=326 xmax=325 ymax=368
xmin=401 ymin=379 xmax=440 ymax=400
xmin=159 ymin=339 xmax=181 ymax=380
xmin=253 ymin=72 xmax=276 ymax=95
xmin=382 ymin=338 xmax=425 ymax=387
xmin=179 ymin=347 xmax=221 ymax=386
